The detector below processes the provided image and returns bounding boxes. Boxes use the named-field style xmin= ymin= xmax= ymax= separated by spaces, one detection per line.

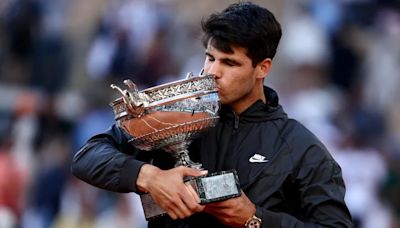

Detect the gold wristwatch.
xmin=244 ymin=214 xmax=262 ymax=228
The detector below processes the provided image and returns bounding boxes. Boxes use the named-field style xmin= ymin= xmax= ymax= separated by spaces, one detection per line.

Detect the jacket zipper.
xmin=234 ymin=112 xmax=239 ymax=129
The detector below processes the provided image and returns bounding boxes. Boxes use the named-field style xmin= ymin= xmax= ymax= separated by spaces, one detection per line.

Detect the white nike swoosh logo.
xmin=249 ymin=154 xmax=269 ymax=163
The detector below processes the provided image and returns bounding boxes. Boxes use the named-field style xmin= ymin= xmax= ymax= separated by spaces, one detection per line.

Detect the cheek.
xmin=220 ymin=76 xmax=242 ymax=96
xmin=227 ymin=74 xmax=254 ymax=95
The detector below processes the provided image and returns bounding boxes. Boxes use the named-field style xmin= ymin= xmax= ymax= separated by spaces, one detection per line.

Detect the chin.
xmin=219 ymin=98 xmax=230 ymax=105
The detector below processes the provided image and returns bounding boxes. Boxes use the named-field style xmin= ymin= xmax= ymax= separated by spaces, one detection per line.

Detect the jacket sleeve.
xmin=71 ymin=124 xmax=147 ymax=193
xmin=258 ymin=145 xmax=353 ymax=228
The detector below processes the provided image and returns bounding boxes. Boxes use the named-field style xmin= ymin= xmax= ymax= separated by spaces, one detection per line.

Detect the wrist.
xmin=136 ymin=164 xmax=160 ymax=193
xmin=244 ymin=206 xmax=262 ymax=228
xmin=244 ymin=215 xmax=262 ymax=228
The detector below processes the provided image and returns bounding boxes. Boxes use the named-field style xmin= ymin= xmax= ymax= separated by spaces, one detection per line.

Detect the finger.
xmin=204 ymin=205 xmax=225 ymax=217
xmin=172 ymin=196 xmax=193 ymax=219
xmin=182 ymin=186 xmax=203 ymax=215
xmin=162 ymin=199 xmax=179 ymax=220
xmin=184 ymin=184 xmax=205 ymax=213
xmin=151 ymin=187 xmax=190 ymax=219
xmin=185 ymin=183 xmax=201 ymax=203
xmin=178 ymin=166 xmax=208 ymax=177
xmin=166 ymin=210 xmax=178 ymax=220
xmin=162 ymin=195 xmax=186 ymax=219
xmin=207 ymin=200 xmax=229 ymax=208
xmin=204 ymin=203 xmax=223 ymax=213
xmin=162 ymin=183 xmax=198 ymax=219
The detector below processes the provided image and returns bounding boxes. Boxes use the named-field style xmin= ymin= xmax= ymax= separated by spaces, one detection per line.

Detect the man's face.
xmin=203 ymin=43 xmax=261 ymax=113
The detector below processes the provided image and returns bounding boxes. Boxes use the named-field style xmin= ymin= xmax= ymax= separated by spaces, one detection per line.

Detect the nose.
xmin=206 ymin=62 xmax=222 ymax=79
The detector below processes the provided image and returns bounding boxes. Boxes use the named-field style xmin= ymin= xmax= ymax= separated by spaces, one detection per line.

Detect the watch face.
xmin=247 ymin=218 xmax=261 ymax=228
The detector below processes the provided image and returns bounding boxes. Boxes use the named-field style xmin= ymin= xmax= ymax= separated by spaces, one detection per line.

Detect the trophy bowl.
xmin=109 ymin=73 xmax=220 ymax=168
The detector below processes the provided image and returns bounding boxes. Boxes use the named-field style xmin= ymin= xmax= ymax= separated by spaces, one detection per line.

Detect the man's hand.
xmin=204 ymin=191 xmax=256 ymax=228
xmin=136 ymin=164 xmax=207 ymax=219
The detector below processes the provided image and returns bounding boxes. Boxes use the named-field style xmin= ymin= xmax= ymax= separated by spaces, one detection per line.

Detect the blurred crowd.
xmin=0 ymin=0 xmax=399 ymax=227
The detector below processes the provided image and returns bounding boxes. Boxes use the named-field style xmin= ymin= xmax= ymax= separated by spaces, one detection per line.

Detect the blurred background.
xmin=0 ymin=0 xmax=399 ymax=227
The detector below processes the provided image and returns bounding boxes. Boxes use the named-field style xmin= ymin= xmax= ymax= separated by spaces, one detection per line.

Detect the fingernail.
xmin=200 ymin=170 xmax=208 ymax=175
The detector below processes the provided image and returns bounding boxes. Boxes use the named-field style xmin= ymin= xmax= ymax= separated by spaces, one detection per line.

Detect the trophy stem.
xmin=164 ymin=141 xmax=203 ymax=169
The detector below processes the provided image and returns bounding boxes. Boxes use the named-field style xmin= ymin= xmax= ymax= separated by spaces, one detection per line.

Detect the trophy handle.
xmin=185 ymin=72 xmax=195 ymax=79
xmin=198 ymin=68 xmax=205 ymax=76
xmin=111 ymin=81 xmax=150 ymax=117
xmin=123 ymin=79 xmax=139 ymax=92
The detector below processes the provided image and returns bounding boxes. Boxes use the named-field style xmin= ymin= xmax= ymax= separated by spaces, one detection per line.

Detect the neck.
xmin=231 ymin=84 xmax=266 ymax=115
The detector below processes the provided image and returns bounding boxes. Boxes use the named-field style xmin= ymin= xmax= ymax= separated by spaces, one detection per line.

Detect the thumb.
xmin=178 ymin=166 xmax=208 ymax=177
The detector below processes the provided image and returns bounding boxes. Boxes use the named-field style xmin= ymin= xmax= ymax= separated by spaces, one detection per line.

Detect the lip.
xmin=215 ymin=82 xmax=222 ymax=90
xmin=216 ymin=88 xmax=224 ymax=96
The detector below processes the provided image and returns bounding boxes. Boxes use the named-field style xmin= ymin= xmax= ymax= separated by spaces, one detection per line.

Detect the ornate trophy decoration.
xmin=110 ymin=73 xmax=241 ymax=220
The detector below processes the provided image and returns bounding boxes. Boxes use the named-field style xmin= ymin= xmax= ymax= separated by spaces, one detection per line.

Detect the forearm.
xmin=257 ymin=208 xmax=317 ymax=228
xmin=71 ymin=138 xmax=147 ymax=193
xmin=257 ymin=205 xmax=352 ymax=228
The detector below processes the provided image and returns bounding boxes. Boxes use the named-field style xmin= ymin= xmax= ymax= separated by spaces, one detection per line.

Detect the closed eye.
xmin=205 ymin=52 xmax=215 ymax=62
xmin=205 ymin=51 xmax=242 ymax=67
xmin=222 ymin=58 xmax=241 ymax=67
xmin=223 ymin=59 xmax=237 ymax=66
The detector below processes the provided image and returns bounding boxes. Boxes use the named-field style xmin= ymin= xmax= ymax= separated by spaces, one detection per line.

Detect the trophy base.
xmin=140 ymin=170 xmax=241 ymax=220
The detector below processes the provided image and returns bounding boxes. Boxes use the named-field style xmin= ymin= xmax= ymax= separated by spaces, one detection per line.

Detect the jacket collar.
xmin=220 ymin=86 xmax=287 ymax=123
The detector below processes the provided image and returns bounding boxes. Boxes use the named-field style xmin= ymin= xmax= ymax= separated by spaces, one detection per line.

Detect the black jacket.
xmin=72 ymin=87 xmax=353 ymax=227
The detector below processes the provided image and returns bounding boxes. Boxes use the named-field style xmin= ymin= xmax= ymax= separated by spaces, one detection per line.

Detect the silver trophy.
xmin=110 ymin=73 xmax=240 ymax=220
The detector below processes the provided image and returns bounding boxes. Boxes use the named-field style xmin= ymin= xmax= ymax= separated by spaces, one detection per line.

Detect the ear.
xmin=256 ymin=58 xmax=272 ymax=79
